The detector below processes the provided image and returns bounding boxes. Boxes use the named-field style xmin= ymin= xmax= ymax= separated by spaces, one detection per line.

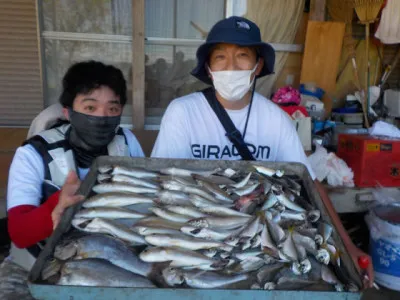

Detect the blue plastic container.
xmin=367 ymin=205 xmax=400 ymax=291
xmin=300 ymin=84 xmax=325 ymax=99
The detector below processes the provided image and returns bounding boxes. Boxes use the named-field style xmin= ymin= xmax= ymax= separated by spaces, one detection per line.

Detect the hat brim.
xmin=191 ymin=41 xmax=275 ymax=85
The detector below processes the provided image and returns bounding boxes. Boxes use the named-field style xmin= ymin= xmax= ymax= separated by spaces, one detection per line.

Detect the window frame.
xmin=38 ymin=0 xmax=303 ymax=130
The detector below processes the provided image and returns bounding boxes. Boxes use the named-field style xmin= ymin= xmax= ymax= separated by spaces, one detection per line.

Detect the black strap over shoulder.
xmin=202 ymin=87 xmax=255 ymax=161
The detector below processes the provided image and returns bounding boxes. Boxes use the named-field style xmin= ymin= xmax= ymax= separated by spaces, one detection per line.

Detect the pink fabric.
xmin=272 ymin=86 xmax=301 ymax=105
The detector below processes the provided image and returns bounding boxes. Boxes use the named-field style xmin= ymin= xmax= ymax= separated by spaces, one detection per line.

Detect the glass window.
xmin=40 ymin=0 xmax=226 ymax=127
xmin=144 ymin=0 xmax=225 ymax=122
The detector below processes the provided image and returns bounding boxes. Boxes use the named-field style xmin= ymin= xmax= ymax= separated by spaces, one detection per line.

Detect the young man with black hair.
xmin=0 ymin=61 xmax=143 ymax=299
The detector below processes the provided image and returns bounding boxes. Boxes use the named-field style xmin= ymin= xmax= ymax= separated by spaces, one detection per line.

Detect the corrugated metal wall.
xmin=0 ymin=0 xmax=43 ymax=126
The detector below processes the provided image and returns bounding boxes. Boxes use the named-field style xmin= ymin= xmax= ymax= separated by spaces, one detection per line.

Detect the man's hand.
xmin=51 ymin=171 xmax=84 ymax=230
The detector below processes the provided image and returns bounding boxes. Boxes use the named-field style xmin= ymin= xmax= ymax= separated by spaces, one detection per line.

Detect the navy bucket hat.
xmin=191 ymin=16 xmax=275 ymax=85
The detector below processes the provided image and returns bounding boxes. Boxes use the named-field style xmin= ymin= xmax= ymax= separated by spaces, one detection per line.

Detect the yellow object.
xmin=366 ymin=143 xmax=380 ymax=152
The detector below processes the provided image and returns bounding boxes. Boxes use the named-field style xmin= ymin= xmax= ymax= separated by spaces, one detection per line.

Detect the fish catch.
xmin=45 ymin=163 xmax=359 ymax=292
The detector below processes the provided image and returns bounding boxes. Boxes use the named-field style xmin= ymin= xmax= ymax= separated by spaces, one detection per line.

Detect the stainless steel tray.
xmin=28 ymin=156 xmax=362 ymax=300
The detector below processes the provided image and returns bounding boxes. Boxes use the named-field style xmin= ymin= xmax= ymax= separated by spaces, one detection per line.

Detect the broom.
xmin=328 ymin=0 xmax=370 ymax=127
xmin=348 ymin=0 xmax=384 ymax=127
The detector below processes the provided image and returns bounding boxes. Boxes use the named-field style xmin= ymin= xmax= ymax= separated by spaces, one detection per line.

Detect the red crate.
xmin=337 ymin=134 xmax=400 ymax=187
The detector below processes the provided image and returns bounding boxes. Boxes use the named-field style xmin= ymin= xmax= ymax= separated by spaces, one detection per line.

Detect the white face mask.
xmin=209 ymin=63 xmax=258 ymax=102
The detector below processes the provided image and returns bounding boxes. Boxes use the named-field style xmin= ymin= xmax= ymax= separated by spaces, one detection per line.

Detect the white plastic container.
xmin=366 ymin=205 xmax=400 ymax=291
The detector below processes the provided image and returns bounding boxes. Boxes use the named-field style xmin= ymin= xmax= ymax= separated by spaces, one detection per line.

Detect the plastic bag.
xmin=307 ymin=144 xmax=355 ymax=187
xmin=369 ymin=120 xmax=400 ymax=139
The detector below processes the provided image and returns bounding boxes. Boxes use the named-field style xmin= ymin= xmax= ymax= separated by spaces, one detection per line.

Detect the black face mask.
xmin=67 ymin=109 xmax=121 ymax=168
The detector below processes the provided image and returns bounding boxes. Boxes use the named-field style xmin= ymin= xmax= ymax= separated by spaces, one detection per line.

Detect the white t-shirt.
xmin=7 ymin=128 xmax=144 ymax=210
xmin=151 ymin=92 xmax=315 ymax=179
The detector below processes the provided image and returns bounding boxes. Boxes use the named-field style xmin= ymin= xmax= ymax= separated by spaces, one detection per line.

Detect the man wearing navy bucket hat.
xmin=152 ymin=16 xmax=373 ymax=288
xmin=152 ymin=16 xmax=310 ymax=168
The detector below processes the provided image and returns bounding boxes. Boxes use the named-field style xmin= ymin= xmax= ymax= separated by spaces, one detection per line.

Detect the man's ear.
xmin=206 ymin=64 xmax=213 ymax=80
xmin=255 ymin=58 xmax=264 ymax=76
xmin=62 ymin=107 xmax=70 ymax=120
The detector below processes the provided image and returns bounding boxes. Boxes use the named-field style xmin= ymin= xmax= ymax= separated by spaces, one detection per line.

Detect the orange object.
xmin=337 ymin=134 xmax=400 ymax=187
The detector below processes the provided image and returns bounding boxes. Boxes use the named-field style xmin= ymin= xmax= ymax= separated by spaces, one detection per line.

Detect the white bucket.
xmin=366 ymin=205 xmax=400 ymax=291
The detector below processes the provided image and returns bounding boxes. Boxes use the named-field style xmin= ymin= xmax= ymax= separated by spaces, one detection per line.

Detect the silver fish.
xmin=230 ymin=172 xmax=252 ymax=189
xmin=274 ymin=190 xmax=305 ymax=212
xmin=229 ymin=257 xmax=265 ymax=274
xmin=72 ymin=218 xmax=146 ymax=245
xmin=144 ymin=234 xmax=233 ymax=251
xmin=253 ymin=165 xmax=284 ymax=177
xmin=233 ymin=183 xmax=260 ymax=196
xmin=279 ymin=231 xmax=298 ymax=262
xmin=162 ymin=267 xmax=184 ymax=287
xmin=280 ymin=210 xmax=306 ymax=221
xmin=83 ymin=192 xmax=154 ymax=208
xmin=261 ymin=191 xmax=279 ymax=210
xmin=256 ymin=263 xmax=286 ymax=285
xmin=262 ymin=180 xmax=272 ymax=195
xmin=75 ymin=207 xmax=148 ymax=220
xmin=265 ymin=212 xmax=286 ymax=245
xmin=321 ymin=264 xmax=344 ymax=291
xmin=180 ymin=226 xmax=233 ymax=241
xmin=156 ymin=190 xmax=190 ymax=205
xmin=221 ymin=168 xmax=236 ymax=178
xmin=139 ymin=247 xmax=227 ymax=270
xmin=93 ymin=183 xmax=159 ymax=194
xmin=202 ymin=249 xmax=218 ymax=258
xmin=162 ymin=182 xmax=219 ymax=203
xmin=187 ymin=216 xmax=251 ymax=230
xmin=135 ymin=216 xmax=184 ymax=230
xmin=165 ymin=205 xmax=206 ymax=218
xmin=97 ymin=173 xmax=111 ymax=183
xmin=112 ymin=166 xmax=158 ymax=178
xmin=233 ymin=250 xmax=263 ymax=261
xmin=264 ymin=282 xmax=277 ymax=290
xmin=198 ymin=180 xmax=233 ymax=202
xmin=241 ymin=238 xmax=252 ymax=251
xmin=98 ymin=165 xmax=112 ymax=174
xmin=57 ymin=258 xmax=155 ymax=287
xmin=224 ymin=236 xmax=240 ymax=247
xmin=41 ymin=258 xmax=62 ymax=281
xmin=239 ymin=216 xmax=260 ymax=239
xmin=54 ymin=235 xmax=153 ymax=277
xmin=157 ymin=175 xmax=197 ymax=186
xmin=251 ymin=235 xmax=262 ymax=249
xmin=307 ymin=210 xmax=321 ymax=223
xmin=181 ymin=269 xmax=248 ymax=289
xmin=190 ymin=195 xmax=232 ymax=208
xmin=251 ymin=283 xmax=262 ymax=290
xmin=199 ymin=206 xmax=250 ymax=217
xmin=319 ymin=222 xmax=333 ymax=244
xmin=193 ymin=174 xmax=236 ymax=186
xmin=112 ymin=174 xmax=159 ymax=189
xmin=276 ymin=276 xmax=317 ymax=290
xmin=160 ymin=167 xmax=220 ymax=177
xmin=149 ymin=207 xmax=192 ymax=223
xmin=132 ymin=226 xmax=181 ymax=236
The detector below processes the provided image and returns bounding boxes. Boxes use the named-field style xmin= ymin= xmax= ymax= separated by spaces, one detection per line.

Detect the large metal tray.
xmin=28 ymin=157 xmax=362 ymax=300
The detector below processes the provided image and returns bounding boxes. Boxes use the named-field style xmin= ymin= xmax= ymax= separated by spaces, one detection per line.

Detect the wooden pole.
xmin=310 ymin=0 xmax=326 ymax=21
xmin=132 ymin=0 xmax=145 ymax=130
